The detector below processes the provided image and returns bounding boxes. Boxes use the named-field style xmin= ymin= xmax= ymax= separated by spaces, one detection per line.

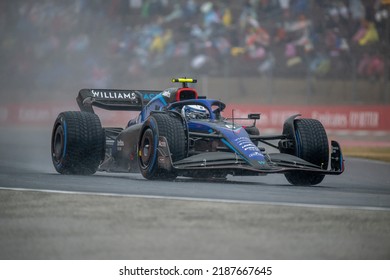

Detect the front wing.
xmin=157 ymin=137 xmax=344 ymax=176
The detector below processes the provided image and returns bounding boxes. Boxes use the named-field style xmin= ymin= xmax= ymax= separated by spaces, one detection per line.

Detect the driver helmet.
xmin=181 ymin=105 xmax=209 ymax=120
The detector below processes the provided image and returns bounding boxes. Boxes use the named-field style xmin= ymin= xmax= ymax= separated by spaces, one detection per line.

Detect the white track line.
xmin=1 ymin=186 xmax=389 ymax=212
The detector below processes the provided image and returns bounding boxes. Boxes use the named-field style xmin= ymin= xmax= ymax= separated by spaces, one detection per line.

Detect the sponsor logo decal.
xmin=115 ymin=140 xmax=124 ymax=151
xmin=249 ymin=152 xmax=263 ymax=158
xmin=91 ymin=90 xmax=137 ymax=100
xmin=234 ymin=137 xmax=259 ymax=151
xmin=158 ymin=140 xmax=167 ymax=147
xmin=117 ymin=140 xmax=124 ymax=147
xmin=143 ymin=93 xmax=158 ymax=100
xmin=162 ymin=90 xmax=171 ymax=98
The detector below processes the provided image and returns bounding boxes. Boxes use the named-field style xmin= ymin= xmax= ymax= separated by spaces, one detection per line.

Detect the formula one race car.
xmin=51 ymin=78 xmax=344 ymax=185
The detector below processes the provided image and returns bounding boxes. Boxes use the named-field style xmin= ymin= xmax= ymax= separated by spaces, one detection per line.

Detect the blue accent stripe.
xmin=295 ymin=129 xmax=301 ymax=157
xmin=158 ymin=95 xmax=168 ymax=106
xmin=150 ymin=94 xmax=168 ymax=107
xmin=62 ymin=120 xmax=67 ymax=159
xmin=221 ymin=139 xmax=250 ymax=164
xmin=149 ymin=120 xmax=158 ymax=172
xmin=149 ymin=135 xmax=158 ymax=172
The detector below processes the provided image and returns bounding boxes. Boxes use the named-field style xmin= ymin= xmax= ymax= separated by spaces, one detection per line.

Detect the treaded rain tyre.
xmin=245 ymin=126 xmax=260 ymax=146
xmin=139 ymin=112 xmax=186 ymax=180
xmin=245 ymin=126 xmax=259 ymax=136
xmin=51 ymin=111 xmax=105 ymax=175
xmin=284 ymin=118 xmax=329 ymax=186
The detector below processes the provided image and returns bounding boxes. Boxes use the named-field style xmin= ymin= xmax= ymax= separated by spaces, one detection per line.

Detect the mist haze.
xmin=1 ymin=0 xmax=388 ymax=104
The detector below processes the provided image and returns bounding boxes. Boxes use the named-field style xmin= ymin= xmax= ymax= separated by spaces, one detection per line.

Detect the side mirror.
xmin=248 ymin=113 xmax=260 ymax=120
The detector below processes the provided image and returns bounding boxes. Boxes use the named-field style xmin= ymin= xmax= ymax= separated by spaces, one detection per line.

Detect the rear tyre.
xmin=51 ymin=111 xmax=105 ymax=175
xmin=284 ymin=118 xmax=329 ymax=186
xmin=139 ymin=112 xmax=187 ymax=180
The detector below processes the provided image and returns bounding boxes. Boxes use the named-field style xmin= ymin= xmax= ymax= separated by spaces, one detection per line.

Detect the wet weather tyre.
xmin=51 ymin=111 xmax=105 ymax=175
xmin=245 ymin=126 xmax=260 ymax=146
xmin=284 ymin=118 xmax=329 ymax=186
xmin=245 ymin=126 xmax=259 ymax=136
xmin=138 ymin=112 xmax=186 ymax=180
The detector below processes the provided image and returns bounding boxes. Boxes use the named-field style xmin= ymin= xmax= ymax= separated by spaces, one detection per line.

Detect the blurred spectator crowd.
xmin=1 ymin=0 xmax=389 ymax=90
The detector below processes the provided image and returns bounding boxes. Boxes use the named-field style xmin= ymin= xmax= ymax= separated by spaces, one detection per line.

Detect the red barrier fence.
xmin=1 ymin=102 xmax=389 ymax=134
xmin=224 ymin=105 xmax=390 ymax=132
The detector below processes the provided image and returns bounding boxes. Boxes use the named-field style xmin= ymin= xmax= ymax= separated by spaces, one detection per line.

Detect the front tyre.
xmin=245 ymin=126 xmax=260 ymax=146
xmin=139 ymin=112 xmax=187 ymax=180
xmin=284 ymin=118 xmax=329 ymax=186
xmin=51 ymin=111 xmax=105 ymax=175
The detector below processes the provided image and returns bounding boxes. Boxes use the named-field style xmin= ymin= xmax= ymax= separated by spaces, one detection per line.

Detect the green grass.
xmin=343 ymin=147 xmax=390 ymax=162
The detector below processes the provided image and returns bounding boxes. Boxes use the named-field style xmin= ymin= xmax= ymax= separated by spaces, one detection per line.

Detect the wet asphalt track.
xmin=0 ymin=127 xmax=390 ymax=259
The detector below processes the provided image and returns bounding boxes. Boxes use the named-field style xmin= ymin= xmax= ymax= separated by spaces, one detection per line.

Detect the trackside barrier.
xmin=224 ymin=104 xmax=390 ymax=134
xmin=0 ymin=102 xmax=138 ymax=128
xmin=1 ymin=102 xmax=389 ymax=135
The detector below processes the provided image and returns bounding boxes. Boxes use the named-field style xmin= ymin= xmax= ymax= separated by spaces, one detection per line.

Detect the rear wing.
xmin=77 ymin=89 xmax=161 ymax=113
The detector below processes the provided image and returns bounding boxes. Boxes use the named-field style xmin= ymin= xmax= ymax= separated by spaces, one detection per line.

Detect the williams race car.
xmin=51 ymin=78 xmax=344 ymax=185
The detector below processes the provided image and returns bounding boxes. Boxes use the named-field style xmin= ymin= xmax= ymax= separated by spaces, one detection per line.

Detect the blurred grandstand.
xmin=1 ymin=0 xmax=389 ymax=104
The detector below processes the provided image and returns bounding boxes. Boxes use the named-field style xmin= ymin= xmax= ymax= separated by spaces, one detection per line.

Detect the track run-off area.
xmin=0 ymin=127 xmax=389 ymax=259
